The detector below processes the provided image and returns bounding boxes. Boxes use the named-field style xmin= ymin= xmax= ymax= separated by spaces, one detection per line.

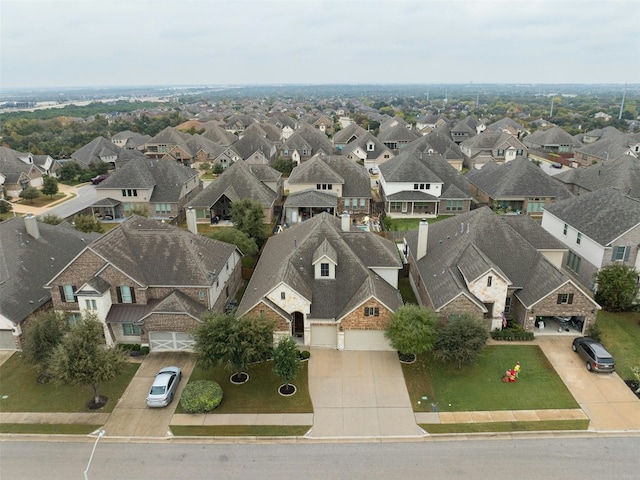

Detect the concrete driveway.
xmin=102 ymin=352 xmax=195 ymax=438
xmin=308 ymin=349 xmax=423 ymax=438
xmin=537 ymin=336 xmax=640 ymax=431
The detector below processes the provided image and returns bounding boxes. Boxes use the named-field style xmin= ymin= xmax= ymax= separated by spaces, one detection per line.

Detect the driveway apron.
xmin=308 ymin=349 xmax=423 ymax=438
xmin=537 ymin=336 xmax=640 ymax=431
xmin=102 ymin=352 xmax=195 ymax=438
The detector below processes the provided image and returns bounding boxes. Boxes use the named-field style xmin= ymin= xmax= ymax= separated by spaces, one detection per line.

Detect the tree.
xmin=273 ymin=336 xmax=302 ymax=394
xmin=19 ymin=186 xmax=40 ymax=203
xmin=48 ymin=315 xmax=127 ymax=407
xmin=39 ymin=213 xmax=64 ymax=225
xmin=0 ymin=199 xmax=12 ymax=215
xmin=595 ymin=264 xmax=640 ymax=312
xmin=385 ymin=304 xmax=437 ymax=358
xmin=271 ymin=158 xmax=297 ymax=175
xmin=73 ymin=214 xmax=104 ymax=233
xmin=207 ymin=227 xmax=259 ymax=256
xmin=432 ymin=315 xmax=489 ymax=370
xmin=230 ymin=198 xmax=267 ymax=247
xmin=41 ymin=176 xmax=59 ymax=198
xmin=125 ymin=205 xmax=149 ymax=217
xmin=21 ymin=311 xmax=69 ymax=376
xmin=194 ymin=313 xmax=274 ymax=383
xmin=58 ymin=162 xmax=82 ymax=181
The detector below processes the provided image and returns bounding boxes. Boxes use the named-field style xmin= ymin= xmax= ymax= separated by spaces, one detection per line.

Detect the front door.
xmin=401 ymin=202 xmax=408 ymax=213
xmin=293 ymin=312 xmax=304 ymax=338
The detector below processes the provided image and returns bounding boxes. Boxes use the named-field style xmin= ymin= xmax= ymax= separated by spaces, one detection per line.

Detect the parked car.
xmin=91 ymin=174 xmax=109 ymax=184
xmin=146 ymin=366 xmax=182 ymax=407
xmin=369 ymin=167 xmax=380 ymax=175
xmin=551 ymin=162 xmax=562 ymax=169
xmin=571 ymin=337 xmax=615 ymax=373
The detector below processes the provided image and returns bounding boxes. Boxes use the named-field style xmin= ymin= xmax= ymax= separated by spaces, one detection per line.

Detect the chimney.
xmin=416 ymin=219 xmax=428 ymax=260
xmin=341 ymin=212 xmax=350 ymax=232
xmin=186 ymin=207 xmax=198 ymax=235
xmin=24 ymin=213 xmax=40 ymax=239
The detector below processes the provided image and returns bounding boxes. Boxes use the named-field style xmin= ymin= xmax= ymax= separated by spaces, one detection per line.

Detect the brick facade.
xmin=245 ymin=302 xmax=291 ymax=332
xmin=139 ymin=313 xmax=201 ymax=344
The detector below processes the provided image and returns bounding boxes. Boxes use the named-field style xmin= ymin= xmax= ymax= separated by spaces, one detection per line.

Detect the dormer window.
xmin=367 ymin=142 xmax=375 ymax=151
xmin=320 ymin=263 xmax=329 ymax=277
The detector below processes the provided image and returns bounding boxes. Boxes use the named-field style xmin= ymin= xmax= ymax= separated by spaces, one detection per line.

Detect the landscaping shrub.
xmin=180 ymin=380 xmax=224 ymax=414
xmin=298 ymin=350 xmax=310 ymax=360
xmin=587 ymin=323 xmax=602 ymax=342
xmin=491 ymin=326 xmax=534 ymax=341
xmin=140 ymin=346 xmax=150 ymax=355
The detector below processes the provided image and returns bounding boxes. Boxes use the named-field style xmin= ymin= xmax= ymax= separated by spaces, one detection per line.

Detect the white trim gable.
xmin=265 ymin=282 xmax=311 ymax=315
xmin=312 ymin=254 xmax=337 ymax=280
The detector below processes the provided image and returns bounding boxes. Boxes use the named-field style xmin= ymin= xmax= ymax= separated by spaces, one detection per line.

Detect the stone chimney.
xmin=341 ymin=212 xmax=351 ymax=232
xmin=24 ymin=213 xmax=40 ymax=239
xmin=186 ymin=207 xmax=198 ymax=235
xmin=416 ymin=219 xmax=428 ymax=261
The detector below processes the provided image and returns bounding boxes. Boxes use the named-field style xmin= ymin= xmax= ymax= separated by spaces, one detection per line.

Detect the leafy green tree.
xmin=21 ymin=311 xmax=69 ymax=376
xmin=230 ymin=198 xmax=267 ymax=247
xmin=273 ymin=336 xmax=302 ymax=392
xmin=211 ymin=163 xmax=225 ymax=175
xmin=58 ymin=162 xmax=82 ymax=181
xmin=125 ymin=205 xmax=149 ymax=217
xmin=0 ymin=199 xmax=12 ymax=215
xmin=385 ymin=304 xmax=437 ymax=357
xmin=432 ymin=315 xmax=489 ymax=370
xmin=194 ymin=313 xmax=274 ymax=382
xmin=48 ymin=315 xmax=127 ymax=406
xmin=41 ymin=176 xmax=59 ymax=198
xmin=207 ymin=227 xmax=258 ymax=256
xmin=595 ymin=264 xmax=640 ymax=312
xmin=19 ymin=186 xmax=40 ymax=203
xmin=39 ymin=213 xmax=64 ymax=225
xmin=272 ymin=158 xmax=297 ymax=175
xmin=73 ymin=214 xmax=104 ymax=233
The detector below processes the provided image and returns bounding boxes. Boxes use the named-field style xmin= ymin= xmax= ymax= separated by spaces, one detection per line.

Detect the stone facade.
xmin=341 ymin=298 xmax=394 ymax=331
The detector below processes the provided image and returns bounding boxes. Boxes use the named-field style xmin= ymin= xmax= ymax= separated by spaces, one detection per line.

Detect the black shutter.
xmin=130 ymin=288 xmax=136 ymax=304
xmin=72 ymin=286 xmax=77 ymax=302
xmin=59 ymin=286 xmax=65 ymax=302
xmin=116 ymin=287 xmax=122 ymax=303
xmin=557 ymin=294 xmax=562 ymax=304
xmin=568 ymin=294 xmax=574 ymax=304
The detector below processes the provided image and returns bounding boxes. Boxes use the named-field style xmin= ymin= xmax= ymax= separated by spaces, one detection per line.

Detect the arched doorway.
xmin=292 ymin=312 xmax=304 ymax=338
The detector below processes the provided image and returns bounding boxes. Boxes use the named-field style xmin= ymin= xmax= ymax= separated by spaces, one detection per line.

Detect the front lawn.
xmin=0 ymin=353 xmax=139 ymax=413
xmin=175 ymin=359 xmax=313 ymax=414
xmin=17 ymin=193 xmax=66 ymax=207
xmin=171 ymin=425 xmax=311 ymax=437
xmin=403 ymin=345 xmax=578 ymax=412
xmin=597 ymin=311 xmax=640 ymax=380
xmin=421 ymin=419 xmax=589 ymax=434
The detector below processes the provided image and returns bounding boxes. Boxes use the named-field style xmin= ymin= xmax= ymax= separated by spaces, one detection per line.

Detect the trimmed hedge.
xmin=491 ymin=328 xmax=534 ymax=341
xmin=180 ymin=380 xmax=224 ymax=414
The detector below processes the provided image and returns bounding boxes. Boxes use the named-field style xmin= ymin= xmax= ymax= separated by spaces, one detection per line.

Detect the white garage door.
xmin=0 ymin=330 xmax=16 ymax=350
xmin=310 ymin=324 xmax=337 ymax=348
xmin=344 ymin=330 xmax=393 ymax=351
xmin=149 ymin=331 xmax=195 ymax=352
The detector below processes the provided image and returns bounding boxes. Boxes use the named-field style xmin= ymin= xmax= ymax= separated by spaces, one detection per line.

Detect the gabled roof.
xmin=232 ymin=131 xmax=274 ymax=160
xmin=284 ymin=189 xmax=338 ymax=208
xmin=466 ymin=157 xmax=573 ymax=199
xmin=543 ymin=188 xmax=640 ymax=246
xmin=148 ymin=126 xmax=190 ymax=145
xmin=58 ymin=215 xmax=238 ymax=288
xmin=554 ymin=155 xmax=640 ymax=198
xmin=237 ymin=213 xmax=403 ymax=321
xmin=333 ymin=123 xmax=368 ymax=145
xmin=378 ymin=123 xmax=420 ymax=143
xmin=403 ymin=131 xmax=464 ymax=159
xmin=486 ymin=117 xmax=525 ymax=133
xmin=0 ymin=217 xmax=101 ymax=325
xmin=523 ymin=126 xmax=582 ymax=148
xmin=288 ymin=156 xmax=344 ymax=185
xmin=172 ymin=134 xmax=221 ymax=157
xmin=200 ymin=125 xmax=239 ymax=146
xmin=0 ymin=146 xmax=40 ymax=178
xmin=96 ymin=157 xmax=199 ymax=203
xmin=405 ymin=207 xmax=571 ymax=310
xmin=461 ymin=131 xmax=524 ymax=151
xmin=187 ymin=159 xmax=277 ymax=209
xmin=295 ymin=123 xmax=334 ymax=154
xmin=71 ymin=137 xmax=121 ymax=167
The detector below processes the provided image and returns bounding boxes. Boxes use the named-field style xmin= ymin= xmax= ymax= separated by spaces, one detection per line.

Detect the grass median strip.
xmin=171 ymin=425 xmax=311 ymax=437
xmin=420 ymin=419 xmax=590 ymax=434
xmin=0 ymin=423 xmax=102 ymax=435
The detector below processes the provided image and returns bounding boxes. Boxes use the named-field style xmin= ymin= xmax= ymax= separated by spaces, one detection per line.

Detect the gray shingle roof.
xmin=523 ymin=126 xmax=582 ymax=148
xmin=201 ymin=125 xmax=239 ymax=146
xmin=232 ymin=131 xmax=274 ymax=160
xmin=333 ymin=123 xmax=368 ymax=145
xmin=284 ymin=189 xmax=338 ymax=208
xmin=543 ymin=188 xmax=640 ymax=245
xmin=187 ymin=159 xmax=277 ymax=209
xmin=237 ymin=213 xmax=403 ymax=320
xmin=0 ymin=217 xmax=101 ymax=325
xmin=405 ymin=207 xmax=570 ymax=310
xmin=554 ymin=156 xmax=640 ymax=198
xmin=71 ymin=137 xmax=121 ymax=167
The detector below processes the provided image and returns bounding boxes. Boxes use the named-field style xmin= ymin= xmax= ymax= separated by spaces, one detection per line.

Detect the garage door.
xmin=344 ymin=330 xmax=393 ymax=351
xmin=149 ymin=331 xmax=195 ymax=352
xmin=310 ymin=324 xmax=337 ymax=348
xmin=0 ymin=330 xmax=15 ymax=350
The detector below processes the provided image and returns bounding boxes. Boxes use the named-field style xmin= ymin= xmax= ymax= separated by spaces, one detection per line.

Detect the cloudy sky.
xmin=1 ymin=0 xmax=638 ymax=89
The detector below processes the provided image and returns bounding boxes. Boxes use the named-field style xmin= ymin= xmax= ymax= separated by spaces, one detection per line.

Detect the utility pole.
xmin=549 ymin=96 xmax=555 ymax=118
xmin=618 ymin=85 xmax=626 ymax=120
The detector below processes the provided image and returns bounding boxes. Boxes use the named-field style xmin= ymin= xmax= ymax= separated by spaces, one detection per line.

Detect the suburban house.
xmin=284 ymin=154 xmax=371 ymax=225
xmin=45 ymin=216 xmax=243 ymax=351
xmin=403 ymin=131 xmax=466 ymax=172
xmin=236 ymin=212 xmax=404 ymax=350
xmin=522 ymin=126 xmax=582 ymax=153
xmin=163 ymin=134 xmax=232 ymax=168
xmin=280 ymin=124 xmax=334 ymax=165
xmin=415 ymin=114 xmax=449 ymax=133
xmin=232 ymin=131 xmax=277 ymax=164
xmin=333 ymin=123 xmax=368 ymax=152
xmin=540 ymin=188 xmax=640 ymax=291
xmin=0 ymin=215 xmax=101 ymax=350
xmin=554 ymin=155 xmax=640 ymax=198
xmin=200 ymin=125 xmax=239 ymax=146
xmin=572 ymin=127 xmax=640 ymax=166
xmin=403 ymin=207 xmax=599 ymax=334
xmin=485 ymin=117 xmax=527 ymax=137
xmin=0 ymin=146 xmax=44 ymax=197
xmin=340 ymin=132 xmax=395 ymax=169
xmin=92 ymin=157 xmax=202 ymax=221
xmin=302 ymin=114 xmax=334 ymax=135
xmin=143 ymin=127 xmax=191 ymax=159
xmin=378 ymin=151 xmax=473 ymax=217
xmin=32 ymin=154 xmax=62 ymax=178
xmin=72 ymin=136 xmax=147 ymax=170
xmin=186 ymin=159 xmax=282 ymax=224
xmin=460 ymin=131 xmax=528 ymax=169
xmin=111 ymin=130 xmax=151 ymax=151
xmin=377 ymin=123 xmax=420 ymax=152
xmin=466 ymin=157 xmax=573 ymax=217
xmin=449 ymin=116 xmax=485 ymax=144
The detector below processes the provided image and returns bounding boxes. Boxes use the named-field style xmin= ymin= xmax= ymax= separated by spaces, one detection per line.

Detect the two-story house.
xmin=541 ymin=188 xmax=640 ymax=291
xmin=236 ymin=212 xmax=403 ymax=350
xmin=45 ymin=216 xmax=243 ymax=351
xmin=340 ymin=132 xmax=395 ymax=169
xmin=0 ymin=146 xmax=44 ymax=197
xmin=460 ymin=131 xmax=527 ymax=169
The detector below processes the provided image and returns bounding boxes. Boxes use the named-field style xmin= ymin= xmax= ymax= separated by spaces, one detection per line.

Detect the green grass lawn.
xmin=171 ymin=425 xmax=311 ymax=437
xmin=17 ymin=193 xmax=66 ymax=207
xmin=403 ymin=345 xmax=578 ymax=412
xmin=385 ymin=215 xmax=453 ymax=231
xmin=421 ymin=419 xmax=589 ymax=434
xmin=398 ymin=276 xmax=418 ymax=304
xmin=597 ymin=311 xmax=640 ymax=380
xmin=0 ymin=353 xmax=139 ymax=413
xmin=0 ymin=423 xmax=102 ymax=435
xmin=175 ymin=359 xmax=313 ymax=414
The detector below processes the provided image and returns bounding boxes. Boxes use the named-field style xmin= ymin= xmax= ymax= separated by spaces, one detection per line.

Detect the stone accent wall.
xmin=525 ymin=283 xmax=597 ymax=333
xmin=341 ymin=298 xmax=393 ymax=331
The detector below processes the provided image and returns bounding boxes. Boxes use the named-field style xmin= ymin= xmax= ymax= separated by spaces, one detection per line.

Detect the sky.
xmin=1 ymin=0 xmax=639 ymax=89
